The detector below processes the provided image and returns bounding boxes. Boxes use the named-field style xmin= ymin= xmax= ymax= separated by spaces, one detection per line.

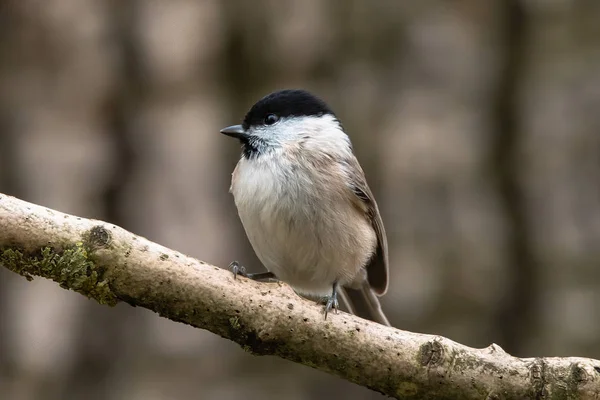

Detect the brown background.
xmin=1 ymin=1 xmax=599 ymax=399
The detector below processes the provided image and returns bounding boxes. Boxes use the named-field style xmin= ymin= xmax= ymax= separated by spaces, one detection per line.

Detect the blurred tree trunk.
xmin=489 ymin=0 xmax=535 ymax=356
xmin=0 ymin=120 xmax=18 ymax=391
xmin=60 ymin=3 xmax=142 ymax=400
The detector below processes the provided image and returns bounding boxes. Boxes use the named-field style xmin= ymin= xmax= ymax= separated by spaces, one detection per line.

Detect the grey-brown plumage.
xmin=221 ymin=89 xmax=390 ymax=326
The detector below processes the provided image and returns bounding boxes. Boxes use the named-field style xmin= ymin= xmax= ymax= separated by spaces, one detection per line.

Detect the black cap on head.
xmin=242 ymin=89 xmax=335 ymax=130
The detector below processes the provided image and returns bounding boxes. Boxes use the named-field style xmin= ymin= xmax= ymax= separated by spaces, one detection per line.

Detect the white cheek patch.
xmin=249 ymin=114 xmax=351 ymax=155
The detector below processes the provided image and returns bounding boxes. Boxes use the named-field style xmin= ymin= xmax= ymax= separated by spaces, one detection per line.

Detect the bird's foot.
xmin=229 ymin=261 xmax=247 ymax=280
xmin=229 ymin=261 xmax=277 ymax=282
xmin=321 ymin=283 xmax=340 ymax=320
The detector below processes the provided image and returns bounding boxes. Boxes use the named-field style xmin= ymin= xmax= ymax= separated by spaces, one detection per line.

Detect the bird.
xmin=221 ymin=89 xmax=390 ymax=326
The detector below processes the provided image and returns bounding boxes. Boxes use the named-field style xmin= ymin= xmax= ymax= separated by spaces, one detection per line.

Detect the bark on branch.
xmin=0 ymin=193 xmax=599 ymax=399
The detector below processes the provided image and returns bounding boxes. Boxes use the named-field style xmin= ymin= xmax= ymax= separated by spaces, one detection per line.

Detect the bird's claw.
xmin=322 ymin=294 xmax=339 ymax=320
xmin=229 ymin=261 xmax=247 ymax=280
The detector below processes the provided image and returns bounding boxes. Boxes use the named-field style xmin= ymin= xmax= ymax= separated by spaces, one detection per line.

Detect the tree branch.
xmin=1 ymin=193 xmax=599 ymax=399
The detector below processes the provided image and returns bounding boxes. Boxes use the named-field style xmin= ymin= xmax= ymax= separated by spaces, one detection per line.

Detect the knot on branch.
xmin=419 ymin=337 xmax=445 ymax=367
xmin=529 ymin=358 xmax=547 ymax=398
xmin=84 ymin=225 xmax=112 ymax=249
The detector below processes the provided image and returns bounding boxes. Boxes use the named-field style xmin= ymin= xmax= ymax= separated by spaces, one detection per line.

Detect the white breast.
xmin=230 ymin=151 xmax=376 ymax=297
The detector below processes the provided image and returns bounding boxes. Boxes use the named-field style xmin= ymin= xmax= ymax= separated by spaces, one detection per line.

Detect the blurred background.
xmin=1 ymin=0 xmax=599 ymax=399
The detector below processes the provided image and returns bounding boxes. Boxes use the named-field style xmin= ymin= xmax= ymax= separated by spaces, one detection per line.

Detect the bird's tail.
xmin=340 ymin=282 xmax=390 ymax=326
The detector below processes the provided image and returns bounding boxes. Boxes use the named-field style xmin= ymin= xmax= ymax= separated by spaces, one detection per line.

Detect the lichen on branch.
xmin=1 ymin=242 xmax=118 ymax=306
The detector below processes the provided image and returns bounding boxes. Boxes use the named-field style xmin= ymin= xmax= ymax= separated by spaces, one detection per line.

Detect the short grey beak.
xmin=220 ymin=124 xmax=247 ymax=139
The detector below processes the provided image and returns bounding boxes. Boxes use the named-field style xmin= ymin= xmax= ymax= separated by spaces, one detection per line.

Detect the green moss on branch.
xmin=0 ymin=242 xmax=118 ymax=306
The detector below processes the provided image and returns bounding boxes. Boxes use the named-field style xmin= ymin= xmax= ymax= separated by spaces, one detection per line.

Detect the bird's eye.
xmin=264 ymin=114 xmax=279 ymax=125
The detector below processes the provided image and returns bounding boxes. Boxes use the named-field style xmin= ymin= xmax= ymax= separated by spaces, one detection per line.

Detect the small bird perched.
xmin=221 ymin=89 xmax=390 ymax=326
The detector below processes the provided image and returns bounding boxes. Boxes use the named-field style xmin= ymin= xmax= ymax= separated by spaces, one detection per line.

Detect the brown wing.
xmin=343 ymin=157 xmax=389 ymax=296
